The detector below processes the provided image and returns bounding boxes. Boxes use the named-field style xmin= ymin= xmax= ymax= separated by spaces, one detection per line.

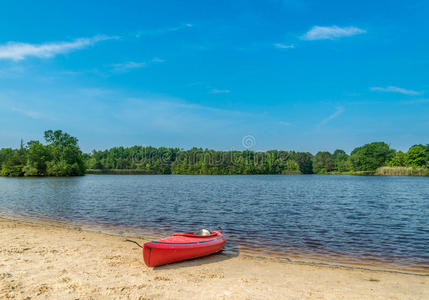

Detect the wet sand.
xmin=0 ymin=217 xmax=428 ymax=299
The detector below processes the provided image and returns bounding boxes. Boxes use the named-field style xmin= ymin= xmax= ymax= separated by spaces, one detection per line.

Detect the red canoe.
xmin=143 ymin=230 xmax=226 ymax=267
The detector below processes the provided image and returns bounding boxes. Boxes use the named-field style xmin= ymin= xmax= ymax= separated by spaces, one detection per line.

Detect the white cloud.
xmin=370 ymin=86 xmax=422 ymax=96
xmin=210 ymin=89 xmax=230 ymax=94
xmin=274 ymin=43 xmax=295 ymax=49
xmin=301 ymin=26 xmax=366 ymax=40
xmin=279 ymin=121 xmax=292 ymax=126
xmin=319 ymin=106 xmax=344 ymax=126
xmin=0 ymin=35 xmax=116 ymax=61
xmin=112 ymin=61 xmax=147 ymax=72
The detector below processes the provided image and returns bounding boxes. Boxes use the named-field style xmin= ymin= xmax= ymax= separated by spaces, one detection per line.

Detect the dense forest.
xmin=1 ymin=130 xmax=428 ymax=177
xmin=86 ymin=142 xmax=429 ymax=175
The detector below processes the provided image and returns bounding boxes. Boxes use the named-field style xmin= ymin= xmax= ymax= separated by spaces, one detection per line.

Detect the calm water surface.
xmin=0 ymin=175 xmax=428 ymax=271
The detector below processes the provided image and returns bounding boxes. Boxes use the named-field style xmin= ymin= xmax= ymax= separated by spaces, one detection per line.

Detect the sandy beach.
xmin=0 ymin=217 xmax=428 ymax=300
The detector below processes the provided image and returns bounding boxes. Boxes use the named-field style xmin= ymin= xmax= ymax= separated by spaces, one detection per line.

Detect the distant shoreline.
xmin=85 ymin=167 xmax=429 ymax=176
xmin=2 ymin=131 xmax=428 ymax=178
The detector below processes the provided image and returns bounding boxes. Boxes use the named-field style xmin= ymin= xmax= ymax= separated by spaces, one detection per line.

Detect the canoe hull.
xmin=143 ymin=231 xmax=226 ymax=267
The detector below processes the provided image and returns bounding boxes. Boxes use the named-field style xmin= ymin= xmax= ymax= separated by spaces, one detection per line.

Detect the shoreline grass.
xmin=375 ymin=167 xmax=429 ymax=176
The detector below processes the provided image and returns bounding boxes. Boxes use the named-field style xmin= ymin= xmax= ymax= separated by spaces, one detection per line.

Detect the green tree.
xmin=1 ymin=150 xmax=26 ymax=176
xmin=313 ymin=151 xmax=333 ymax=174
xmin=406 ymin=145 xmax=426 ymax=167
xmin=387 ymin=151 xmax=407 ymax=167
xmin=294 ymin=152 xmax=313 ymax=174
xmin=0 ymin=148 xmax=14 ymax=172
xmin=349 ymin=142 xmax=395 ymax=171
xmin=1 ymin=140 xmax=27 ymax=176
xmin=23 ymin=141 xmax=51 ymax=176
xmin=332 ymin=149 xmax=350 ymax=172
xmin=424 ymin=144 xmax=429 ymax=165
xmin=43 ymin=130 xmax=86 ymax=176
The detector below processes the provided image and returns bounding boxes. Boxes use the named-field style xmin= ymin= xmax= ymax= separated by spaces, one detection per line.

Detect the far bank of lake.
xmin=86 ymin=166 xmax=429 ymax=176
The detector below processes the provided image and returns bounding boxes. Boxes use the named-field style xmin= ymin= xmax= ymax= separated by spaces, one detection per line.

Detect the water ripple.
xmin=0 ymin=175 xmax=428 ymax=272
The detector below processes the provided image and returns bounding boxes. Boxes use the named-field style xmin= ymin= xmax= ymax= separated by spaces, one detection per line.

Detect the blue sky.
xmin=0 ymin=0 xmax=428 ymax=153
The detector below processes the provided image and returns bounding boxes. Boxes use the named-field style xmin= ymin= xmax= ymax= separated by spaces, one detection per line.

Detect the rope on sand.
xmin=125 ymin=239 xmax=143 ymax=248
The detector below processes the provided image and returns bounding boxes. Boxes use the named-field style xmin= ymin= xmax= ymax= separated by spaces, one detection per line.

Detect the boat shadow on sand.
xmin=153 ymin=243 xmax=240 ymax=270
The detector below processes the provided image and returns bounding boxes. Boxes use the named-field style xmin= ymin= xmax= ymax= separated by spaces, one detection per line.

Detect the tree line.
xmin=87 ymin=142 xmax=429 ymax=175
xmin=313 ymin=142 xmax=429 ymax=173
xmin=0 ymin=130 xmax=85 ymax=176
xmin=0 ymin=130 xmax=428 ymax=177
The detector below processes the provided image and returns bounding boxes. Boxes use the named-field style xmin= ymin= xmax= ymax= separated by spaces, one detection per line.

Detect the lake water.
xmin=0 ymin=175 xmax=428 ymax=272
